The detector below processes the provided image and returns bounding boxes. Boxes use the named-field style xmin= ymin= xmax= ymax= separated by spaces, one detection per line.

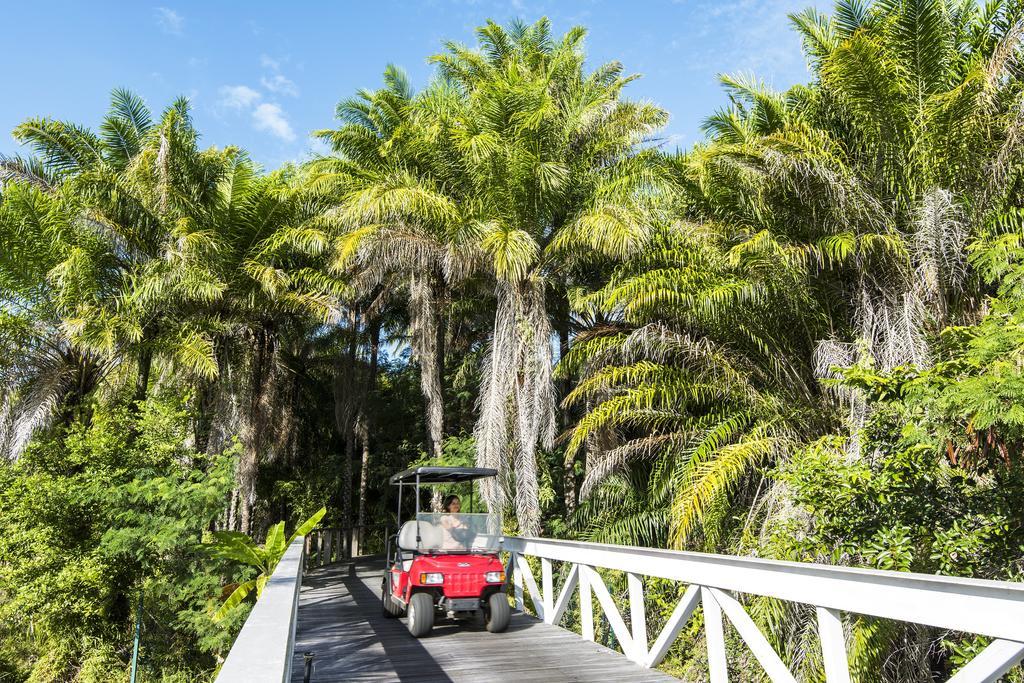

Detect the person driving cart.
xmin=439 ymin=495 xmax=472 ymax=550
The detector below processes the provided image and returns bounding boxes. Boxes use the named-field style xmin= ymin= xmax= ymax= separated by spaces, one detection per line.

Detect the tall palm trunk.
xmin=558 ymin=314 xmax=577 ymax=517
xmin=238 ymin=327 xmax=274 ymax=534
xmin=357 ymin=321 xmax=380 ymax=530
xmin=193 ymin=378 xmax=216 ymax=455
xmin=333 ymin=309 xmax=361 ymax=555
xmin=436 ymin=279 xmax=447 ymax=441
xmin=410 ymin=273 xmax=445 ymax=459
xmin=475 ymin=279 xmax=555 ymax=535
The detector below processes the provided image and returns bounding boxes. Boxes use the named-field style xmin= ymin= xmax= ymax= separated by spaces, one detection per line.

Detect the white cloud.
xmin=261 ymin=74 xmax=299 ymax=97
xmin=252 ymin=103 xmax=296 ymax=141
xmin=155 ymin=7 xmax=184 ymax=35
xmin=218 ymin=85 xmax=262 ymax=110
xmin=217 ymin=56 xmax=299 ymax=143
xmin=686 ymin=0 xmax=812 ymax=77
xmin=258 ymin=55 xmax=299 ymax=97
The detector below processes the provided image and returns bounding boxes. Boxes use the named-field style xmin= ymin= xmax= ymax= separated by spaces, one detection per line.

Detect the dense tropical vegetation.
xmin=4 ymin=1 xmax=1024 ymax=680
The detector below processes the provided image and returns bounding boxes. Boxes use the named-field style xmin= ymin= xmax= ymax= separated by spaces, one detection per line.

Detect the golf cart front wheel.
xmin=381 ymin=576 xmax=402 ymax=618
xmin=486 ymin=592 xmax=510 ymax=633
xmin=407 ymin=592 xmax=434 ymax=637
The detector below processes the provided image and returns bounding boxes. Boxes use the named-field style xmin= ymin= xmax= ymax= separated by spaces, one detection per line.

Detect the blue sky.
xmin=0 ymin=0 xmax=822 ymax=169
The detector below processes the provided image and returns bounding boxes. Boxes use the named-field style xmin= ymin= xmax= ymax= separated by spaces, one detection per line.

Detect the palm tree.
xmin=563 ymin=0 xmax=1024 ymax=553
xmin=0 ymin=168 xmax=109 ymax=457
xmin=694 ymin=0 xmax=1024 ymax=380
xmin=0 ymin=90 xmax=205 ymax=454
xmin=431 ymin=18 xmax=669 ymax=533
xmin=10 ymin=91 xmax=229 ymax=408
xmin=562 ymin=220 xmax=829 ymax=548
xmin=6 ymin=91 xmax=342 ymax=531
xmin=193 ymin=159 xmax=343 ymax=533
xmin=311 ymin=66 xmax=475 ymax=462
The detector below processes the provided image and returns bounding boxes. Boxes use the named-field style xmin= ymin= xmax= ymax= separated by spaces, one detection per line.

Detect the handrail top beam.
xmin=503 ymin=535 xmax=1024 ymax=642
xmin=505 ymin=535 xmax=1024 ymax=595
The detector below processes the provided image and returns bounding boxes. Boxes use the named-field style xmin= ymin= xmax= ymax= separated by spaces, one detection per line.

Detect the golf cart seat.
xmin=397 ymin=520 xmax=442 ymax=569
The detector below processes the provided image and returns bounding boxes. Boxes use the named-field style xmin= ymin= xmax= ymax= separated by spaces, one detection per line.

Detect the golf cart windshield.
xmin=411 ymin=512 xmax=501 ymax=553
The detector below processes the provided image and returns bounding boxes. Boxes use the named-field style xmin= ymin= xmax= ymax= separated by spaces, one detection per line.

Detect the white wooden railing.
xmin=216 ymin=536 xmax=305 ymax=683
xmin=502 ymin=536 xmax=1024 ymax=682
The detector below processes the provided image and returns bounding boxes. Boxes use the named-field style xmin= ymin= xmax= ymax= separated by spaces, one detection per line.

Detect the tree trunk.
xmin=227 ymin=487 xmax=238 ymax=531
xmin=134 ymin=345 xmax=153 ymax=407
xmin=558 ymin=312 xmax=577 ymax=517
xmin=356 ymin=320 xmax=380 ymax=535
xmin=410 ymin=274 xmax=445 ymax=460
xmin=435 ymin=275 xmax=448 ymax=443
xmin=333 ymin=309 xmax=361 ymax=557
xmin=344 ymin=427 xmax=355 ymax=556
xmin=193 ymin=379 xmax=215 ymax=455
xmin=356 ymin=419 xmax=370 ymax=533
xmin=239 ymin=327 xmax=273 ymax=535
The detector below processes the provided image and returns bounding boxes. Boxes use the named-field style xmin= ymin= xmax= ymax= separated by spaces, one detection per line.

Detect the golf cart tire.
xmin=407 ymin=592 xmax=434 ymax=637
xmin=486 ymin=592 xmax=510 ymax=633
xmin=381 ymin=576 xmax=402 ymax=618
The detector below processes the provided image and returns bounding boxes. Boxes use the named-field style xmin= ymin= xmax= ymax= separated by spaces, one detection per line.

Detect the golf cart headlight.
xmin=419 ymin=572 xmax=444 ymax=585
xmin=484 ymin=571 xmax=505 ymax=583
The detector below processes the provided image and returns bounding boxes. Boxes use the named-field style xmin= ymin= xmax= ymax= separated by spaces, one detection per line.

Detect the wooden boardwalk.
xmin=290 ymin=557 xmax=678 ymax=682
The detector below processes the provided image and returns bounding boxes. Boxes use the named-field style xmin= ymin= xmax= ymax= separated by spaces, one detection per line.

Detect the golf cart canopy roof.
xmin=389 ymin=466 xmax=498 ymax=485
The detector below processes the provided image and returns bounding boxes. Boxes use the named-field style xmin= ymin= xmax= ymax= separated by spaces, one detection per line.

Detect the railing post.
xmin=542 ymin=558 xmax=553 ymax=622
xmin=817 ymin=607 xmax=851 ymax=683
xmin=323 ymin=529 xmax=333 ymax=566
xmin=512 ymin=552 xmax=525 ymax=611
xmin=628 ymin=572 xmax=647 ymax=662
xmin=580 ymin=564 xmax=594 ymax=641
xmin=701 ymin=586 xmax=728 ymax=683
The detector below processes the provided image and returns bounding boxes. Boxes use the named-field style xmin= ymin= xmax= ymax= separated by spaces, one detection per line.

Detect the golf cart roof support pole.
xmin=415 ymin=474 xmax=421 ymax=547
xmin=396 ymin=479 xmax=402 ymax=531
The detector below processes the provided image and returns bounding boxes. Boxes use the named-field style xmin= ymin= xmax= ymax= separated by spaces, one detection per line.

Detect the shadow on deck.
xmin=290 ymin=556 xmax=677 ymax=682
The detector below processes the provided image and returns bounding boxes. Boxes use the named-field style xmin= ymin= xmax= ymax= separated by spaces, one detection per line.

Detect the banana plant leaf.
xmin=209 ymin=506 xmax=327 ymax=619
xmin=209 ymin=531 xmax=267 ymax=571
xmin=213 ymin=578 xmax=258 ymax=622
xmin=288 ymin=506 xmax=327 ymax=546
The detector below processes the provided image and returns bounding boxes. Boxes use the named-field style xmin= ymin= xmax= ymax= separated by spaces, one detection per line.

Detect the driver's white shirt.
xmin=439 ymin=514 xmax=466 ymax=550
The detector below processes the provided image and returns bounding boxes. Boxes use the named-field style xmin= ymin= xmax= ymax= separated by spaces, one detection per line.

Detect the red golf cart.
xmin=381 ymin=466 xmax=510 ymax=637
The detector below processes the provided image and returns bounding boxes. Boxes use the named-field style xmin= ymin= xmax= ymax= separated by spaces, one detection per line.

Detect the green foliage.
xmin=761 ymin=296 xmax=1024 ymax=676
xmin=208 ymin=506 xmax=326 ymax=621
xmin=564 ymin=222 xmax=823 ymax=549
xmin=0 ymin=398 xmax=240 ymax=681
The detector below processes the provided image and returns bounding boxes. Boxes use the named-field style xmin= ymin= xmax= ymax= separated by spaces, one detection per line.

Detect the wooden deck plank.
xmin=290 ymin=557 xmax=678 ymax=682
